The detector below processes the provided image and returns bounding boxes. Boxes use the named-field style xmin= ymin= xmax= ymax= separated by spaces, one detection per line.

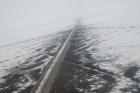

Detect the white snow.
xmin=110 ymin=76 xmax=139 ymax=93
xmin=134 ymin=69 xmax=140 ymax=79
xmin=0 ymin=0 xmax=140 ymax=92
xmin=0 ymin=29 xmax=70 ymax=92
xmin=35 ymin=22 xmax=78 ymax=93
xmin=81 ymin=11 xmax=140 ymax=74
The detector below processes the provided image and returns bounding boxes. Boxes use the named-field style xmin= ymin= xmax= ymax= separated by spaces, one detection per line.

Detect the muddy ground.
xmin=0 ymin=30 xmax=70 ymax=93
xmin=50 ymin=62 xmax=116 ymax=93
xmin=50 ymin=25 xmax=140 ymax=93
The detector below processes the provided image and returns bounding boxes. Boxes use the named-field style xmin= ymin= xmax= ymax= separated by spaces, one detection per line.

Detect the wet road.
xmin=30 ymin=21 xmax=80 ymax=93
xmin=50 ymin=11 xmax=140 ymax=93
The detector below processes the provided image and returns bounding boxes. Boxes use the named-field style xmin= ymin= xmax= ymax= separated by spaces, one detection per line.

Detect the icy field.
xmin=1 ymin=0 xmax=140 ymax=93
xmin=81 ymin=10 xmax=140 ymax=74
xmin=0 ymin=28 xmax=72 ymax=93
xmin=63 ymin=10 xmax=140 ymax=93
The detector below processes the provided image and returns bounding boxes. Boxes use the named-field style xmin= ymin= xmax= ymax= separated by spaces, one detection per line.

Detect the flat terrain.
xmin=0 ymin=7 xmax=140 ymax=93
xmin=50 ymin=62 xmax=116 ymax=93
xmin=49 ymin=10 xmax=140 ymax=93
xmin=1 ymin=1 xmax=140 ymax=93
xmin=0 ymin=30 xmax=71 ymax=93
xmin=38 ymin=21 xmax=80 ymax=93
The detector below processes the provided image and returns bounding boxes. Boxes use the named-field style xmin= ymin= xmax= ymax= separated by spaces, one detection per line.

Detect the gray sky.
xmin=0 ymin=0 xmax=140 ymax=46
xmin=0 ymin=0 xmax=140 ymax=31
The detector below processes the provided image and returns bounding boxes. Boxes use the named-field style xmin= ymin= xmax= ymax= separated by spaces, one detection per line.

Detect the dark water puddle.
xmin=31 ymin=68 xmax=42 ymax=80
xmin=124 ymin=66 xmax=140 ymax=83
xmin=84 ymin=53 xmax=93 ymax=60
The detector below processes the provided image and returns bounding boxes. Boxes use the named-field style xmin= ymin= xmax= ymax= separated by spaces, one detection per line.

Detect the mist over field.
xmin=0 ymin=0 xmax=140 ymax=46
xmin=0 ymin=0 xmax=140 ymax=93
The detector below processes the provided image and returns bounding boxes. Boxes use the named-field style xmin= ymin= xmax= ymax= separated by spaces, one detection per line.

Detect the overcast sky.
xmin=0 ymin=0 xmax=140 ymax=32
xmin=0 ymin=0 xmax=140 ymax=46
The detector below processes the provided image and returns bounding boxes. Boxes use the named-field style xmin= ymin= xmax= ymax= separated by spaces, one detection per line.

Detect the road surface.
xmin=30 ymin=20 xmax=80 ymax=93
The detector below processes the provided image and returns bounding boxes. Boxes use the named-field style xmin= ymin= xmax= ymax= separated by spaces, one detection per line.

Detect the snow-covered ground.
xmin=1 ymin=0 xmax=140 ymax=93
xmin=0 ymin=13 xmax=77 ymax=92
xmin=70 ymin=9 xmax=140 ymax=93
xmin=81 ymin=9 xmax=140 ymax=75
xmin=0 ymin=29 xmax=73 ymax=92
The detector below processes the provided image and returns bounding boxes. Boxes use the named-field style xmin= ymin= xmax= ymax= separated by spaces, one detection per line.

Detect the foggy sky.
xmin=0 ymin=0 xmax=140 ymax=33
